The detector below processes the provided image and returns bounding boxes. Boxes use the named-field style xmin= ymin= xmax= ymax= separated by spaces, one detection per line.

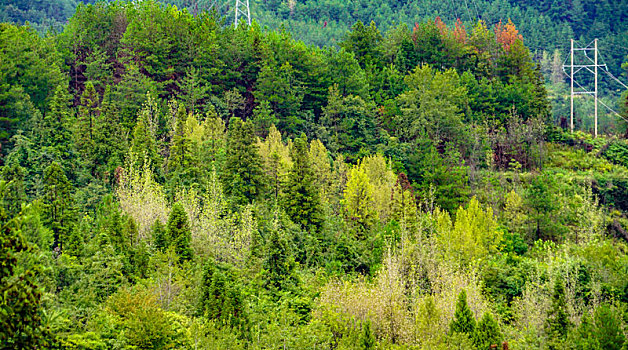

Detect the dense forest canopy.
xmin=2 ymin=0 xmax=628 ymax=349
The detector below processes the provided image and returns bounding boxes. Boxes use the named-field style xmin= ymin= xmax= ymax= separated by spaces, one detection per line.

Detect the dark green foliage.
xmin=569 ymin=311 xmax=600 ymax=350
xmin=282 ymin=134 xmax=323 ymax=232
xmin=0 ymin=190 xmax=50 ymax=349
xmin=409 ymin=142 xmax=470 ymax=212
xmin=546 ymin=279 xmax=570 ymax=348
xmin=199 ymin=260 xmax=248 ymax=333
xmin=473 ymin=312 xmax=501 ymax=350
xmin=1 ymin=2 xmax=628 ymax=349
xmin=526 ymin=172 xmax=564 ymax=241
xmin=0 ymin=23 xmax=64 ymax=156
xmin=152 ymin=219 xmax=168 ymax=252
xmin=222 ymin=117 xmax=265 ymax=205
xmin=91 ymin=86 xmax=124 ymax=183
xmin=592 ymin=305 xmax=625 ymax=350
xmin=322 ymin=85 xmax=378 ymax=160
xmin=33 ymin=85 xmax=77 ymax=179
xmin=450 ymin=290 xmax=476 ymax=335
xmin=166 ymin=104 xmax=199 ymax=191
xmin=264 ymin=226 xmax=297 ymax=293
xmin=41 ymin=161 xmax=78 ymax=254
xmin=166 ymin=202 xmax=193 ymax=261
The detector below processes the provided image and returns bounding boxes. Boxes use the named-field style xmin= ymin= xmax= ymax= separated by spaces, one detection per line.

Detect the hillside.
xmin=2 ymin=0 xmax=628 ymax=349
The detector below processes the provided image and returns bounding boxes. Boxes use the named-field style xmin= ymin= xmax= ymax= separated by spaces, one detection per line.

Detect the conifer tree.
xmin=546 ymin=279 xmax=570 ymax=349
xmin=198 ymin=260 xmax=248 ymax=332
xmin=222 ymin=117 xmax=265 ymax=206
xmin=167 ymin=104 xmax=199 ymax=189
xmin=152 ymin=219 xmax=168 ymax=252
xmin=264 ymin=227 xmax=296 ymax=293
xmin=167 ymin=105 xmax=191 ymax=175
xmin=92 ymin=86 xmax=124 ymax=181
xmin=0 ymin=194 xmax=50 ymax=348
xmin=129 ymin=96 xmax=161 ymax=172
xmin=76 ymin=81 xmax=100 ymax=163
xmin=282 ymin=134 xmax=323 ymax=232
xmin=473 ymin=312 xmax=502 ymax=350
xmin=450 ymin=289 xmax=476 ymax=335
xmin=41 ymin=161 xmax=79 ymax=254
xmin=166 ymin=202 xmax=193 ymax=261
xmin=34 ymin=85 xmax=77 ymax=178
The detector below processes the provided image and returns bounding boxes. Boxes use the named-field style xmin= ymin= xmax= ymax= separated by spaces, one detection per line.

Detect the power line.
xmin=598 ymin=99 xmax=628 ymax=123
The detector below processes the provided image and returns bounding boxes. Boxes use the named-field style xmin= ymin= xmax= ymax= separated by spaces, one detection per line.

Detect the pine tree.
xmin=129 ymin=96 xmax=161 ymax=172
xmin=176 ymin=66 xmax=209 ymax=114
xmin=264 ymin=227 xmax=296 ymax=293
xmin=198 ymin=260 xmax=248 ymax=332
xmin=166 ymin=202 xmax=193 ymax=261
xmin=282 ymin=134 xmax=323 ymax=232
xmin=33 ymin=85 xmax=77 ymax=179
xmin=167 ymin=105 xmax=191 ymax=175
xmin=92 ymin=86 xmax=124 ymax=182
xmin=546 ymin=279 xmax=570 ymax=349
xmin=76 ymin=81 xmax=100 ymax=165
xmin=41 ymin=161 xmax=79 ymax=254
xmin=473 ymin=312 xmax=502 ymax=350
xmin=222 ymin=117 xmax=265 ymax=206
xmin=0 ymin=193 xmax=50 ymax=348
xmin=450 ymin=290 xmax=476 ymax=335
xmin=152 ymin=219 xmax=168 ymax=252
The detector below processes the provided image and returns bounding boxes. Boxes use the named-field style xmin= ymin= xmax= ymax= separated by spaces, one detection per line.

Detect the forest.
xmin=2 ymin=0 xmax=628 ymax=349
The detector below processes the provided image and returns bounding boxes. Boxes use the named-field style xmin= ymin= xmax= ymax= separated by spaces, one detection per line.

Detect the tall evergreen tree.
xmin=450 ymin=290 xmax=476 ymax=335
xmin=76 ymin=81 xmax=100 ymax=165
xmin=41 ymin=161 xmax=79 ymax=254
xmin=92 ymin=86 xmax=124 ymax=182
xmin=546 ymin=279 xmax=570 ymax=349
xmin=222 ymin=117 xmax=265 ymax=206
xmin=264 ymin=226 xmax=296 ymax=293
xmin=152 ymin=218 xmax=168 ymax=252
xmin=473 ymin=312 xmax=502 ymax=350
xmin=166 ymin=202 xmax=193 ymax=261
xmin=0 ymin=190 xmax=50 ymax=348
xmin=33 ymin=85 xmax=76 ymax=179
xmin=282 ymin=134 xmax=323 ymax=232
xmin=129 ymin=97 xmax=161 ymax=172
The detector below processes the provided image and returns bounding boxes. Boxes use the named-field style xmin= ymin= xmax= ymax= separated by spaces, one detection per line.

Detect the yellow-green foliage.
xmin=436 ymin=197 xmax=502 ymax=266
xmin=502 ymin=189 xmax=528 ymax=236
xmin=258 ymin=125 xmax=292 ymax=199
xmin=308 ymin=139 xmax=332 ymax=204
xmin=343 ymin=161 xmax=376 ymax=230
xmin=362 ymin=154 xmax=397 ymax=222
xmin=546 ymin=143 xmax=614 ymax=173
xmin=116 ymin=155 xmax=169 ymax=240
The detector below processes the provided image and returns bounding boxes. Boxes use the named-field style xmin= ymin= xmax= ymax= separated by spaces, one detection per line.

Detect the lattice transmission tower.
xmin=234 ymin=0 xmax=251 ymax=28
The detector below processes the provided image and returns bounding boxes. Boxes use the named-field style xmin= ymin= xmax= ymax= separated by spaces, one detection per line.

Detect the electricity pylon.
xmin=563 ymin=39 xmax=606 ymax=137
xmin=234 ymin=0 xmax=251 ymax=28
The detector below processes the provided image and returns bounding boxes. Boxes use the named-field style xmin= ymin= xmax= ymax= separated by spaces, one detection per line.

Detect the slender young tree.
xmin=166 ymin=202 xmax=193 ymax=261
xmin=222 ymin=117 xmax=265 ymax=206
xmin=282 ymin=134 xmax=323 ymax=232
xmin=473 ymin=312 xmax=502 ymax=350
xmin=41 ymin=161 xmax=79 ymax=254
xmin=450 ymin=290 xmax=476 ymax=335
